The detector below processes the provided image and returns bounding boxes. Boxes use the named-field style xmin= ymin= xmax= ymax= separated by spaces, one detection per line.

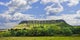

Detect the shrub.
xmin=0 ymin=31 xmax=11 ymax=37
xmin=72 ymin=27 xmax=80 ymax=34
xmin=61 ymin=27 xmax=73 ymax=36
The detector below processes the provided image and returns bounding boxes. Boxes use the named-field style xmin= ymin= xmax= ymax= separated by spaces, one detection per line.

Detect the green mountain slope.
xmin=1 ymin=20 xmax=80 ymax=36
xmin=13 ymin=20 xmax=72 ymax=29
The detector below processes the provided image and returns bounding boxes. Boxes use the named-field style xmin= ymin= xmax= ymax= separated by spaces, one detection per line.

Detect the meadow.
xmin=0 ymin=37 xmax=80 ymax=40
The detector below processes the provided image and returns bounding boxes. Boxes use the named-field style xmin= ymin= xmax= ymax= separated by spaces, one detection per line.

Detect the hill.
xmin=1 ymin=20 xmax=80 ymax=36
xmin=13 ymin=20 xmax=72 ymax=29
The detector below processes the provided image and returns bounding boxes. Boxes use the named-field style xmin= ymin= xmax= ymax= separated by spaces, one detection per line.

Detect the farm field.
xmin=0 ymin=37 xmax=80 ymax=40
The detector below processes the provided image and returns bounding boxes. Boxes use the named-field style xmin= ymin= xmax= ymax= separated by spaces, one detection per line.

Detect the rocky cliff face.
xmin=19 ymin=20 xmax=66 ymax=24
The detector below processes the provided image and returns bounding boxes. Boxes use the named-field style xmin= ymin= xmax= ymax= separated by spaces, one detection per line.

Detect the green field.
xmin=0 ymin=37 xmax=80 ymax=40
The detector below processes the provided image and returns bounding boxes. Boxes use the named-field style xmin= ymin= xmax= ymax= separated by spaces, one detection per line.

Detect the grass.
xmin=0 ymin=37 xmax=80 ymax=40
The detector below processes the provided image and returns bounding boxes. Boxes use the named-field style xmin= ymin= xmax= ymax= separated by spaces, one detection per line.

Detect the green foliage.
xmin=0 ymin=26 xmax=74 ymax=37
xmin=0 ymin=22 xmax=80 ymax=37
xmin=72 ymin=26 xmax=80 ymax=34
xmin=61 ymin=27 xmax=73 ymax=36
xmin=0 ymin=31 xmax=11 ymax=37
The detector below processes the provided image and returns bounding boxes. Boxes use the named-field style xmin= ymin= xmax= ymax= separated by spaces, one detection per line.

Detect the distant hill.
xmin=19 ymin=20 xmax=66 ymax=24
xmin=13 ymin=20 xmax=72 ymax=29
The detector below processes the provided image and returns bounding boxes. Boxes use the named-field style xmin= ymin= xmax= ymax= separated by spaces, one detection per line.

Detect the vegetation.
xmin=0 ymin=24 xmax=80 ymax=37
xmin=0 ymin=20 xmax=80 ymax=37
xmin=0 ymin=37 xmax=80 ymax=40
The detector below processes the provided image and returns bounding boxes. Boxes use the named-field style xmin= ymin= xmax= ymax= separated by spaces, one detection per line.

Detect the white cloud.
xmin=45 ymin=3 xmax=63 ymax=14
xmin=12 ymin=12 xmax=25 ymax=20
xmin=59 ymin=0 xmax=68 ymax=3
xmin=41 ymin=0 xmax=80 ymax=6
xmin=0 ymin=0 xmax=38 ymax=14
xmin=47 ymin=10 xmax=80 ymax=26
xmin=0 ymin=2 xmax=5 ymax=5
xmin=0 ymin=0 xmax=37 ymax=21
xmin=12 ymin=12 xmax=35 ymax=20
xmin=28 ymin=0 xmax=38 ymax=4
xmin=67 ymin=0 xmax=80 ymax=7
xmin=77 ymin=10 xmax=80 ymax=14
xmin=12 ymin=0 xmax=27 ymax=6
xmin=0 ymin=0 xmax=80 ymax=29
xmin=40 ymin=0 xmax=59 ymax=4
xmin=6 ymin=0 xmax=29 ymax=14
xmin=41 ymin=0 xmax=64 ymax=15
xmin=0 ymin=12 xmax=35 ymax=21
xmin=0 ymin=14 xmax=12 ymax=23
xmin=0 ymin=12 xmax=36 ymax=29
xmin=0 ymin=22 xmax=18 ymax=29
xmin=41 ymin=0 xmax=80 ymax=15
xmin=0 ymin=0 xmax=39 ymax=29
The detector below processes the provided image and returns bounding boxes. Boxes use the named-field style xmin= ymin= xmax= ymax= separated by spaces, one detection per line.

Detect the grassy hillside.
xmin=13 ymin=20 xmax=72 ymax=29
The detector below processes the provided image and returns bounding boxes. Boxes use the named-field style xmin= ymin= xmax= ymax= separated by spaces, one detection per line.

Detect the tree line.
xmin=0 ymin=26 xmax=80 ymax=37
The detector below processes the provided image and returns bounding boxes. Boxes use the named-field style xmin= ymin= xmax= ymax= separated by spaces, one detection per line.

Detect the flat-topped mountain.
xmin=19 ymin=20 xmax=66 ymax=24
xmin=13 ymin=20 xmax=72 ymax=29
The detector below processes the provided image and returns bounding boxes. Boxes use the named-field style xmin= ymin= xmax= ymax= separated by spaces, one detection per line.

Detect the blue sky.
xmin=0 ymin=0 xmax=80 ymax=29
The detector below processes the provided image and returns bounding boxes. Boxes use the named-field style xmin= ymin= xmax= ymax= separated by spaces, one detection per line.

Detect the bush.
xmin=0 ymin=31 xmax=11 ymax=37
xmin=1 ymin=26 xmax=80 ymax=37
xmin=61 ymin=27 xmax=73 ymax=36
xmin=72 ymin=27 xmax=80 ymax=34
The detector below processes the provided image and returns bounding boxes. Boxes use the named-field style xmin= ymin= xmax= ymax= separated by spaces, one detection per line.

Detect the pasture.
xmin=0 ymin=37 xmax=80 ymax=40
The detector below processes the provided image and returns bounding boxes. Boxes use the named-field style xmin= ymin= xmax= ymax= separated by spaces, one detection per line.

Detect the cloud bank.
xmin=0 ymin=0 xmax=80 ymax=29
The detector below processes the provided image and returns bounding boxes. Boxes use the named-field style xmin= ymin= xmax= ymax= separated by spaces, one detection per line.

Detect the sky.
xmin=0 ymin=0 xmax=80 ymax=29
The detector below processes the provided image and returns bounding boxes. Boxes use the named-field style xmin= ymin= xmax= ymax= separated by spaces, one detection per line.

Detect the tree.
xmin=0 ymin=31 xmax=11 ymax=37
xmin=9 ymin=29 xmax=17 ymax=36
xmin=72 ymin=27 xmax=80 ymax=34
xmin=61 ymin=27 xmax=73 ymax=36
